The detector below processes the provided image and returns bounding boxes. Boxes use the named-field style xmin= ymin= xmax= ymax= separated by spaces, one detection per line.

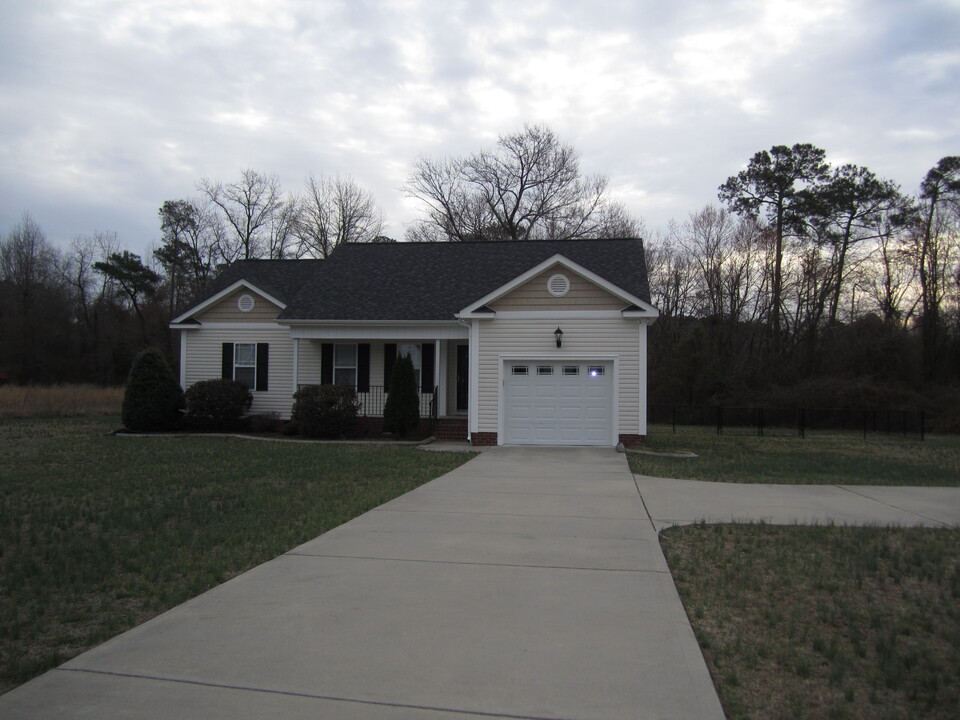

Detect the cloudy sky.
xmin=1 ymin=0 xmax=958 ymax=256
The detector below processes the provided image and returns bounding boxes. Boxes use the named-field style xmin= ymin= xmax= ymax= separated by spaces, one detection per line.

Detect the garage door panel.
xmin=504 ymin=361 xmax=612 ymax=446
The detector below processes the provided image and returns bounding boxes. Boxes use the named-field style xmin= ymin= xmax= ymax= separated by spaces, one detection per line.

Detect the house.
xmin=170 ymin=238 xmax=658 ymax=446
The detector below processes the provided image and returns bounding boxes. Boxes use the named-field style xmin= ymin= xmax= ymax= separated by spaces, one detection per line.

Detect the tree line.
xmin=1 ymin=128 xmax=957 ymax=424
xmin=647 ymin=147 xmax=959 ymax=421
xmin=0 ymin=124 xmax=639 ymax=384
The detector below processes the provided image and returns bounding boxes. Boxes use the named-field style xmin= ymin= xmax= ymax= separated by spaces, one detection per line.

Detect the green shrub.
xmin=292 ymin=385 xmax=361 ymax=438
xmin=383 ymin=353 xmax=420 ymax=437
xmin=184 ymin=379 xmax=253 ymax=431
xmin=121 ymin=347 xmax=184 ymax=432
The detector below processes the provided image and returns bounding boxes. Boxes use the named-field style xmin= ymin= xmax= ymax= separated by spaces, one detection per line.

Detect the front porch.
xmin=289 ymin=332 xmax=470 ymax=441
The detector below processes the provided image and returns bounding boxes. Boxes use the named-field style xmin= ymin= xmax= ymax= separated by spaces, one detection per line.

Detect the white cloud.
xmin=0 ymin=0 xmax=957 ymax=249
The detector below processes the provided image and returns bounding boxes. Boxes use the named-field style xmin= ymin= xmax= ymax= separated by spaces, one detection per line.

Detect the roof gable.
xmin=171 ymin=279 xmax=286 ymax=325
xmin=458 ymin=254 xmax=655 ymax=317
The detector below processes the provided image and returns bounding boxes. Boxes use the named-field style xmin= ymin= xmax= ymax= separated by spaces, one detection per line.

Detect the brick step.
xmin=432 ymin=418 xmax=467 ymax=440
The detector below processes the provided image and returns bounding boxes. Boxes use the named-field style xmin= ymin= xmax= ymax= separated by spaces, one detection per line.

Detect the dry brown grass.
xmin=0 ymin=385 xmax=123 ymax=417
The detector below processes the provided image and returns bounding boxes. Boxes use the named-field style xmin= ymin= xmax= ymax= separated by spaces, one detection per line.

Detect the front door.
xmin=456 ymin=345 xmax=469 ymax=412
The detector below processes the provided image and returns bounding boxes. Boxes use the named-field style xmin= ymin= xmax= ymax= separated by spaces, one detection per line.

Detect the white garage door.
xmin=503 ymin=361 xmax=613 ymax=446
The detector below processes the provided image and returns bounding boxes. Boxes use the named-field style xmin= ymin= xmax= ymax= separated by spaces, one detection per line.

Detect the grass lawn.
xmin=628 ymin=429 xmax=960 ymax=485
xmin=661 ymin=524 xmax=960 ymax=720
xmin=0 ymin=416 xmax=473 ymax=695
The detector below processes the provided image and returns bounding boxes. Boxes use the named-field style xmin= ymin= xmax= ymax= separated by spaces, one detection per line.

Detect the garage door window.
xmin=563 ymin=365 xmax=579 ymax=376
xmin=511 ymin=365 xmax=529 ymax=375
xmin=537 ymin=365 xmax=554 ymax=375
xmin=588 ymin=365 xmax=605 ymax=377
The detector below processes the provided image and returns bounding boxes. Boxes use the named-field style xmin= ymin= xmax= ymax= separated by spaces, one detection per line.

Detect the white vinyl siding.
xmin=183 ymin=326 xmax=294 ymax=417
xmin=476 ymin=317 xmax=641 ymax=438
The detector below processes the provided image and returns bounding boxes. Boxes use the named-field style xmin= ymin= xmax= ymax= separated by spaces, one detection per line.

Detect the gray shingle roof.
xmin=202 ymin=239 xmax=652 ymax=322
xmin=201 ymin=259 xmax=322 ymax=307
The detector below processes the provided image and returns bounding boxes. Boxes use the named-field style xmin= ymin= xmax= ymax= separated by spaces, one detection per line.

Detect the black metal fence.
xmin=298 ymin=384 xmax=438 ymax=420
xmin=649 ymin=404 xmax=925 ymax=439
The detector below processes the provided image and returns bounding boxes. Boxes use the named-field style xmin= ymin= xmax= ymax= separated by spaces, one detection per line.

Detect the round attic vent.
xmin=547 ymin=273 xmax=570 ymax=297
xmin=237 ymin=294 xmax=256 ymax=312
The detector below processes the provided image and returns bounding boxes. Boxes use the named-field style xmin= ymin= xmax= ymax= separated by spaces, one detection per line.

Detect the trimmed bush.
xmin=184 ymin=379 xmax=253 ymax=431
xmin=122 ymin=347 xmax=184 ymax=432
xmin=292 ymin=385 xmax=361 ymax=438
xmin=383 ymin=353 xmax=420 ymax=437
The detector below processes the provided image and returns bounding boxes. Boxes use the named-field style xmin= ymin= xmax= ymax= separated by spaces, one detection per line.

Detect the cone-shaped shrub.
xmin=383 ymin=353 xmax=420 ymax=436
xmin=122 ymin=347 xmax=184 ymax=431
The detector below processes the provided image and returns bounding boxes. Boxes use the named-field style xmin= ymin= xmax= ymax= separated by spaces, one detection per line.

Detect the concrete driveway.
xmin=1 ymin=446 xmax=724 ymax=720
xmin=5 ymin=447 xmax=957 ymax=720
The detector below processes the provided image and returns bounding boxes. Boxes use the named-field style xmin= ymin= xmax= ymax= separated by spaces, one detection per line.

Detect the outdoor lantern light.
xmin=554 ymin=326 xmax=564 ymax=348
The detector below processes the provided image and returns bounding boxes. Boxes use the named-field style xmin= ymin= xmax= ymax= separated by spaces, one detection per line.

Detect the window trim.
xmin=223 ymin=342 xmax=268 ymax=391
xmin=333 ymin=343 xmax=358 ymax=388
xmin=234 ymin=343 xmax=257 ymax=389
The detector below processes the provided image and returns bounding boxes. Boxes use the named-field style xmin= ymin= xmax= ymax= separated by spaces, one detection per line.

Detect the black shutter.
xmin=421 ymin=342 xmax=435 ymax=393
xmin=357 ymin=344 xmax=370 ymax=392
xmin=321 ymin=343 xmax=333 ymax=385
xmin=222 ymin=343 xmax=234 ymax=380
xmin=255 ymin=343 xmax=269 ymax=391
xmin=384 ymin=343 xmax=397 ymax=392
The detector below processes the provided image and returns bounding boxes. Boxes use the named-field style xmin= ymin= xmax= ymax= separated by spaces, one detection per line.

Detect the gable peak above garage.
xmin=457 ymin=254 xmax=657 ymax=319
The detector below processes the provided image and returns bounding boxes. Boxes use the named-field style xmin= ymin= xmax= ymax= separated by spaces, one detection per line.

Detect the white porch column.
xmin=435 ymin=340 xmax=446 ymax=417
xmin=469 ymin=320 xmax=480 ymax=436
xmin=179 ymin=333 xmax=187 ymax=389
xmin=293 ymin=338 xmax=300 ymax=393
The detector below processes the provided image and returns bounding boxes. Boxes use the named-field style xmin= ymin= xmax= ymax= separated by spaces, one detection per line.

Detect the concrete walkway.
xmin=3 ymin=448 xmax=958 ymax=719
xmin=636 ymin=475 xmax=960 ymax=531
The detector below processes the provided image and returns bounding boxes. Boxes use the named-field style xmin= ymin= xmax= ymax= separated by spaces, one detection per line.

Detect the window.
xmin=224 ymin=343 xmax=268 ymax=391
xmin=234 ymin=343 xmax=256 ymax=388
xmin=563 ymin=365 xmax=580 ymax=376
xmin=588 ymin=365 xmax=605 ymax=377
xmin=537 ymin=365 xmax=554 ymax=375
xmin=511 ymin=365 xmax=529 ymax=376
xmin=334 ymin=344 xmax=357 ymax=387
xmin=397 ymin=343 xmax=422 ymax=388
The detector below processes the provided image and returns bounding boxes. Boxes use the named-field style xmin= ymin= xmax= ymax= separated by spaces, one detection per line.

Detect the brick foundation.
xmin=618 ymin=434 xmax=647 ymax=448
xmin=432 ymin=417 xmax=468 ymax=441
xmin=470 ymin=432 xmax=498 ymax=446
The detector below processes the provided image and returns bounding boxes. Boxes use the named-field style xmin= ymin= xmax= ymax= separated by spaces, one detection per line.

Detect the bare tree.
xmin=296 ymin=174 xmax=384 ymax=258
xmin=268 ymin=194 xmax=303 ymax=260
xmin=0 ymin=213 xmax=68 ymax=381
xmin=199 ymin=169 xmax=284 ymax=261
xmin=902 ymin=156 xmax=960 ymax=379
xmin=403 ymin=124 xmax=640 ymax=241
xmin=800 ymin=164 xmax=904 ymax=325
